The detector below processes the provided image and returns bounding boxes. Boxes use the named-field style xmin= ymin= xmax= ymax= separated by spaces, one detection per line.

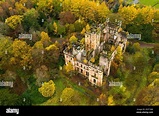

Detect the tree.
xmin=62 ymin=0 xmax=110 ymax=23
xmin=36 ymin=0 xmax=54 ymax=19
xmin=38 ymin=80 xmax=55 ymax=98
xmin=64 ymin=62 xmax=74 ymax=73
xmin=11 ymin=39 xmax=32 ymax=70
xmin=22 ymin=8 xmax=40 ymax=32
xmin=45 ymin=42 xmax=60 ymax=68
xmin=15 ymin=1 xmax=27 ymax=15
xmin=118 ymin=5 xmax=138 ymax=25
xmin=153 ymin=63 xmax=159 ymax=72
xmin=40 ymin=31 xmax=51 ymax=47
xmin=147 ymin=72 xmax=159 ymax=85
xmin=0 ymin=37 xmax=13 ymax=70
xmin=99 ymin=93 xmax=107 ymax=105
xmin=5 ymin=15 xmax=23 ymax=30
xmin=132 ymin=42 xmax=140 ymax=52
xmin=59 ymin=11 xmax=76 ymax=25
xmin=136 ymin=86 xmax=159 ymax=106
xmin=0 ymin=88 xmax=19 ymax=106
xmin=69 ymin=35 xmax=78 ymax=44
xmin=114 ymin=46 xmax=123 ymax=65
xmin=108 ymin=95 xmax=115 ymax=106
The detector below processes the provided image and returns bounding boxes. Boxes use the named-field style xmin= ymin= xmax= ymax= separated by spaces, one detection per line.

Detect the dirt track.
xmin=128 ymin=40 xmax=155 ymax=48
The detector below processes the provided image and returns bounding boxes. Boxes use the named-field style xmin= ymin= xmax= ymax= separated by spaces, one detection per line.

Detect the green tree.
xmin=153 ymin=63 xmax=159 ymax=72
xmin=0 ymin=88 xmax=19 ymax=106
xmin=38 ymin=80 xmax=55 ymax=98
xmin=22 ymin=8 xmax=40 ymax=32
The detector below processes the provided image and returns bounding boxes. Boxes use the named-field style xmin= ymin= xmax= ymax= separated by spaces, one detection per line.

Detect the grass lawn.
xmin=139 ymin=0 xmax=159 ymax=8
xmin=41 ymin=71 xmax=100 ymax=106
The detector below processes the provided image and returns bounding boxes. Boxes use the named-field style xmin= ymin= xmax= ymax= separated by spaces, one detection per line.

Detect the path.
xmin=128 ymin=40 xmax=156 ymax=48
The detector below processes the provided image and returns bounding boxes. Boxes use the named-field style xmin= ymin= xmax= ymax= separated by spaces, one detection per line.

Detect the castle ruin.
xmin=63 ymin=20 xmax=127 ymax=87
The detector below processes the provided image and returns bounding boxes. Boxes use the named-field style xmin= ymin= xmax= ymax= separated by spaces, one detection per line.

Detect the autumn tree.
xmin=62 ymin=0 xmax=110 ymax=23
xmin=31 ymin=41 xmax=45 ymax=68
xmin=36 ymin=0 xmax=54 ymax=22
xmin=59 ymin=11 xmax=76 ymax=25
xmin=64 ymin=62 xmax=74 ymax=73
xmin=118 ymin=5 xmax=138 ymax=25
xmin=45 ymin=41 xmax=60 ymax=68
xmin=11 ymin=39 xmax=32 ymax=70
xmin=5 ymin=15 xmax=23 ymax=38
xmin=5 ymin=15 xmax=23 ymax=30
xmin=40 ymin=31 xmax=51 ymax=48
xmin=15 ymin=1 xmax=27 ymax=15
xmin=136 ymin=86 xmax=159 ymax=106
xmin=69 ymin=35 xmax=78 ymax=44
xmin=0 ymin=0 xmax=16 ymax=21
xmin=99 ymin=93 xmax=107 ymax=105
xmin=108 ymin=95 xmax=115 ymax=106
xmin=38 ymin=80 xmax=55 ymax=97
xmin=147 ymin=72 xmax=159 ymax=85
xmin=0 ymin=37 xmax=13 ymax=69
xmin=114 ymin=46 xmax=123 ymax=65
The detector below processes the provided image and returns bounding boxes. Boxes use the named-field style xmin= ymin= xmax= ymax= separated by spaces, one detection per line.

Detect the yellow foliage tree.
xmin=36 ymin=0 xmax=53 ymax=16
xmin=85 ymin=23 xmax=90 ymax=32
xmin=38 ymin=80 xmax=55 ymax=97
xmin=108 ymin=95 xmax=115 ymax=106
xmin=90 ymin=57 xmax=95 ymax=63
xmin=64 ymin=62 xmax=74 ymax=73
xmin=69 ymin=35 xmax=78 ymax=44
xmin=118 ymin=5 xmax=138 ymax=25
xmin=114 ymin=46 xmax=123 ymax=64
xmin=33 ymin=41 xmax=44 ymax=49
xmin=62 ymin=0 xmax=110 ymax=23
xmin=81 ymin=28 xmax=86 ymax=35
xmin=138 ymin=6 xmax=155 ymax=24
xmin=15 ymin=2 xmax=27 ymax=14
xmin=12 ymin=39 xmax=32 ymax=69
xmin=40 ymin=31 xmax=51 ymax=47
xmin=53 ymin=22 xmax=58 ymax=34
xmin=45 ymin=43 xmax=58 ymax=51
xmin=5 ymin=15 xmax=23 ymax=30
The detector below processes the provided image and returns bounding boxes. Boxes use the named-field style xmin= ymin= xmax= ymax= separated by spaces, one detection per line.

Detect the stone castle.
xmin=63 ymin=20 xmax=127 ymax=87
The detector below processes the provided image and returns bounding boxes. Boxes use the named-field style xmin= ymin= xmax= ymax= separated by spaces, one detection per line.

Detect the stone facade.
xmin=63 ymin=21 xmax=127 ymax=87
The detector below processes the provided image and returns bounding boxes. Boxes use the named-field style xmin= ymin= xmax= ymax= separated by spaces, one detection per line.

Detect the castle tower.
xmin=85 ymin=32 xmax=101 ymax=51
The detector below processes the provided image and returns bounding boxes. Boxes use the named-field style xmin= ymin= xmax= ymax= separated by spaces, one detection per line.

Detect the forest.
xmin=0 ymin=0 xmax=159 ymax=106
